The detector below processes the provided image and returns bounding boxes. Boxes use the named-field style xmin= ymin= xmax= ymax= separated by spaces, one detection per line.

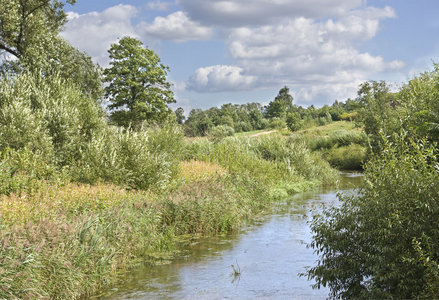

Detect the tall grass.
xmin=295 ymin=130 xmax=368 ymax=151
xmin=251 ymin=135 xmax=337 ymax=184
xmin=324 ymin=144 xmax=367 ymax=170
xmin=292 ymin=128 xmax=368 ymax=170
xmin=184 ymin=134 xmax=338 ymax=191
xmin=0 ymin=175 xmax=270 ymax=299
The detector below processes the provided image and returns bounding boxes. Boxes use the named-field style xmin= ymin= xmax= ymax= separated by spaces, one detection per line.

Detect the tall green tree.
xmin=265 ymin=86 xmax=294 ymax=119
xmin=0 ymin=0 xmax=75 ymax=60
xmin=104 ymin=36 xmax=175 ymax=127
xmin=0 ymin=0 xmax=103 ymax=99
xmin=399 ymin=64 xmax=439 ymax=143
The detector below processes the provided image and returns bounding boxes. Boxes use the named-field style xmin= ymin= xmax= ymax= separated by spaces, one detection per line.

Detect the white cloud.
xmin=324 ymin=6 xmax=396 ymax=41
xmin=138 ymin=11 xmax=213 ymax=42
xmin=295 ymin=81 xmax=362 ymax=105
xmin=188 ymin=65 xmax=257 ymax=92
xmin=62 ymin=5 xmax=138 ymax=66
xmin=188 ymin=6 xmax=404 ymax=98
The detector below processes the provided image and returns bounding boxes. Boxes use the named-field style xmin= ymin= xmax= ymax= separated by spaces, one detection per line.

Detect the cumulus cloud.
xmin=62 ymin=5 xmax=138 ymax=66
xmin=188 ymin=65 xmax=257 ymax=92
xmin=294 ymin=81 xmax=362 ymax=105
xmin=187 ymin=5 xmax=404 ymax=98
xmin=324 ymin=6 xmax=396 ymax=41
xmin=138 ymin=11 xmax=213 ymax=42
xmin=62 ymin=5 xmax=214 ymax=66
xmin=178 ymin=0 xmax=363 ymax=27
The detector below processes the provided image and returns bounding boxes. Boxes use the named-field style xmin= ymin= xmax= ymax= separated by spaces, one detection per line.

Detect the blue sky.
xmin=61 ymin=0 xmax=439 ymax=113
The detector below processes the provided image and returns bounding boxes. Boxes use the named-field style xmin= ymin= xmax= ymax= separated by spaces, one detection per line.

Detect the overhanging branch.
xmin=0 ymin=43 xmax=20 ymax=58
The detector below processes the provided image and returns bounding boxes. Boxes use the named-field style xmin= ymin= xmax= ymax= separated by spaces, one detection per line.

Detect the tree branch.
xmin=0 ymin=43 xmax=20 ymax=58
xmin=25 ymin=1 xmax=49 ymax=19
xmin=16 ymin=0 xmax=27 ymax=55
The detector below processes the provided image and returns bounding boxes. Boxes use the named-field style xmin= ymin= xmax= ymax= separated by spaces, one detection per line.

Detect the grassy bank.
xmin=0 ymin=171 xmax=273 ymax=299
xmin=0 ymin=137 xmax=337 ymax=299
xmin=292 ymin=121 xmax=368 ymax=170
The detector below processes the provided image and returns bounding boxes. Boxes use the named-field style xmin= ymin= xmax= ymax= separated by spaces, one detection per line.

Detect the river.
xmin=97 ymin=173 xmax=362 ymax=299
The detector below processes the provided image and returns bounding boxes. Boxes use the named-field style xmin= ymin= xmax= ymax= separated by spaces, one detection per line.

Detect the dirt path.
xmin=248 ymin=130 xmax=277 ymax=137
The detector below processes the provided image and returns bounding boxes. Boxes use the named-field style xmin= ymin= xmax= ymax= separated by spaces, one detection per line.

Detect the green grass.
xmin=292 ymin=121 xmax=368 ymax=170
xmin=295 ymin=121 xmax=360 ymax=136
xmin=324 ymin=144 xmax=367 ymax=170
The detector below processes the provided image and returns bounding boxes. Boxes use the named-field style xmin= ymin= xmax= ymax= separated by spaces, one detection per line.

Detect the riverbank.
xmin=96 ymin=172 xmax=363 ymax=299
xmin=0 ymin=132 xmax=339 ymax=299
xmin=0 ymin=174 xmax=272 ymax=299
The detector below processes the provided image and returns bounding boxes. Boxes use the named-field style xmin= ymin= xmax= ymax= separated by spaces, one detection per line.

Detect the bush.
xmin=324 ymin=144 xmax=366 ymax=170
xmin=340 ymin=111 xmax=358 ymax=121
xmin=286 ymin=112 xmax=303 ymax=132
xmin=307 ymin=139 xmax=439 ymax=298
xmin=0 ymin=72 xmax=183 ymax=192
xmin=70 ymin=125 xmax=183 ymax=190
xmin=234 ymin=121 xmax=253 ymax=133
xmin=0 ymin=72 xmax=105 ymax=166
xmin=208 ymin=125 xmax=235 ymax=143
xmin=268 ymin=117 xmax=286 ymax=130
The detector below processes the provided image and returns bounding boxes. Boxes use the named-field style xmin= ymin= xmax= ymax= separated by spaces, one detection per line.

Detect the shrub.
xmin=307 ymin=139 xmax=439 ymax=298
xmin=286 ymin=112 xmax=303 ymax=132
xmin=208 ymin=125 xmax=235 ymax=143
xmin=70 ymin=125 xmax=183 ymax=190
xmin=0 ymin=72 xmax=183 ymax=192
xmin=340 ymin=111 xmax=358 ymax=121
xmin=325 ymin=144 xmax=366 ymax=170
xmin=268 ymin=117 xmax=286 ymax=130
xmin=0 ymin=72 xmax=105 ymax=168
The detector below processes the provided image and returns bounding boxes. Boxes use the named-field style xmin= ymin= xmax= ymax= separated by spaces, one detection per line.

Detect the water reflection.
xmin=99 ymin=173 xmax=363 ymax=299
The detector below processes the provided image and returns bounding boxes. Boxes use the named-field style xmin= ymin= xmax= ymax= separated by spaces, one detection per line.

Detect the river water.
xmin=99 ymin=173 xmax=362 ymax=299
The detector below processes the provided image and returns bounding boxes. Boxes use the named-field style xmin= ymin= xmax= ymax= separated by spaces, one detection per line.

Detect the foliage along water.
xmin=96 ymin=173 xmax=362 ymax=299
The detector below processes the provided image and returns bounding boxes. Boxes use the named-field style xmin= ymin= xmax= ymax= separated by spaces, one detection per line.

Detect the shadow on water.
xmin=96 ymin=172 xmax=363 ymax=299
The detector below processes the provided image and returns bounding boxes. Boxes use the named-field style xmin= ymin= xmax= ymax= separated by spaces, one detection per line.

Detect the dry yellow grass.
xmin=0 ymin=182 xmax=150 ymax=226
xmin=179 ymin=160 xmax=227 ymax=182
xmin=0 ymin=162 xmax=228 ymax=226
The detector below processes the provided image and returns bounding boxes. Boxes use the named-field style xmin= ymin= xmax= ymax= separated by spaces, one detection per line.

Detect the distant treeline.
xmin=178 ymin=86 xmax=362 ymax=137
